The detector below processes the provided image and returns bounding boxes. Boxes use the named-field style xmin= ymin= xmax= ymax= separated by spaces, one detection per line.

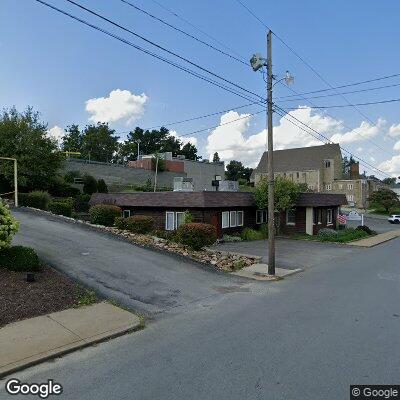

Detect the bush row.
xmin=115 ymin=216 xmax=154 ymax=234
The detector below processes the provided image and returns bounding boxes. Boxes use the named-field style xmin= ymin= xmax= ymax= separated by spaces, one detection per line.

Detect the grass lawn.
xmin=292 ymin=228 xmax=375 ymax=244
xmin=0 ymin=266 xmax=98 ymax=328
xmin=369 ymin=207 xmax=400 ymax=216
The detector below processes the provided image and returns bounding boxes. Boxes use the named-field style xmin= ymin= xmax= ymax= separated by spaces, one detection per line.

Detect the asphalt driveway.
xmin=12 ymin=209 xmax=251 ymax=317
xmin=213 ymin=238 xmax=363 ymax=269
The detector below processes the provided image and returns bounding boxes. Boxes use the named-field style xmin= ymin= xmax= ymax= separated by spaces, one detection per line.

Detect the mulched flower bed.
xmin=0 ymin=266 xmax=91 ymax=328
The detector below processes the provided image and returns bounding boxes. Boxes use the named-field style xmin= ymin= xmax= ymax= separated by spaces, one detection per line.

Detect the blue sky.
xmin=2 ymin=0 xmax=400 ymax=176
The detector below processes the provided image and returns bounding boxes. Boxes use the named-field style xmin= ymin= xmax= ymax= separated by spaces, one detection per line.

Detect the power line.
xmin=119 ymin=101 xmax=260 ymax=134
xmin=233 ymin=0 xmax=388 ymax=132
xmin=33 ymin=0 xmax=264 ymax=105
xmin=149 ymin=0 xmax=246 ymax=61
xmin=275 ymin=72 xmax=400 ymax=99
xmin=120 ymin=0 xmax=249 ymax=67
xmin=282 ymin=97 xmax=400 ymax=110
xmin=273 ymin=105 xmax=392 ymax=178
xmin=64 ymin=0 xmax=264 ymax=103
xmin=277 ymin=81 xmax=400 ymax=103
xmin=277 ymin=82 xmax=395 ymax=157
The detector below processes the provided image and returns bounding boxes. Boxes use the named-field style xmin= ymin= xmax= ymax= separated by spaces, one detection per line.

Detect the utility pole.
xmin=266 ymin=30 xmax=275 ymax=275
xmin=135 ymin=139 xmax=141 ymax=160
xmin=153 ymin=155 xmax=159 ymax=192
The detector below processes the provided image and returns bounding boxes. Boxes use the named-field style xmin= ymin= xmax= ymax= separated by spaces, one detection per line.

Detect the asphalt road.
xmin=2 ymin=210 xmax=400 ymax=400
xmin=10 ymin=209 xmax=252 ymax=317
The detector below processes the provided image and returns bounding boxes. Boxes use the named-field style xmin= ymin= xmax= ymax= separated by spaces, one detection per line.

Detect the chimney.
xmin=350 ymin=162 xmax=360 ymax=179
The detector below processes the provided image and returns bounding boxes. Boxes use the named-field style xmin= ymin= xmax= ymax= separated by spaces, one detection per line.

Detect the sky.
xmin=2 ymin=0 xmax=400 ymax=178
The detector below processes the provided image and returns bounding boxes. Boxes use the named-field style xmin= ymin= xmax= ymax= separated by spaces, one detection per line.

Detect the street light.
xmin=250 ymin=31 xmax=294 ymax=275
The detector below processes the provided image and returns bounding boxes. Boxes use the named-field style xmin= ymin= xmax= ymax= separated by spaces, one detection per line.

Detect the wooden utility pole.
xmin=267 ymin=30 xmax=275 ymax=275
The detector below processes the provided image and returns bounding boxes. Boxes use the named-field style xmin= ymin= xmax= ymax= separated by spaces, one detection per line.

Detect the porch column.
xmin=306 ymin=207 xmax=313 ymax=235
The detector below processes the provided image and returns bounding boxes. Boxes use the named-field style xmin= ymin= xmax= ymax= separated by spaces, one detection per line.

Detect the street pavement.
xmin=1 ymin=209 xmax=400 ymax=399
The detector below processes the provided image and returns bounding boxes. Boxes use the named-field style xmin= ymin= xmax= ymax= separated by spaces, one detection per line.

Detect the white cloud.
xmin=378 ymin=155 xmax=400 ymax=175
xmin=394 ymin=140 xmax=400 ymax=152
xmin=170 ymin=130 xmax=197 ymax=147
xmin=330 ymin=118 xmax=385 ymax=144
xmin=86 ymin=89 xmax=147 ymax=125
xmin=388 ymin=123 xmax=400 ymax=138
xmin=47 ymin=125 xmax=64 ymax=147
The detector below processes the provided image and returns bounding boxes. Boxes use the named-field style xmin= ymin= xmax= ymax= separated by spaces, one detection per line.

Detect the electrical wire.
xmin=64 ymin=0 xmax=264 ymax=103
xmin=33 ymin=0 xmax=265 ymax=105
xmin=120 ymin=0 xmax=249 ymax=67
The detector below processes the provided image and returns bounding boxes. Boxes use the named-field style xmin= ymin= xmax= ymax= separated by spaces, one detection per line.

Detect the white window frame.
xmin=286 ymin=209 xmax=296 ymax=226
xmin=123 ymin=209 xmax=131 ymax=218
xmin=338 ymin=184 xmax=343 ymax=189
xmin=348 ymin=183 xmax=354 ymax=190
xmin=175 ymin=212 xmax=185 ymax=229
xmin=327 ymin=209 xmax=333 ymax=225
xmin=237 ymin=211 xmax=244 ymax=227
xmin=347 ymin=194 xmax=354 ymax=202
xmin=165 ymin=211 xmax=175 ymax=231
xmin=222 ymin=211 xmax=230 ymax=229
xmin=325 ymin=184 xmax=332 ymax=191
xmin=230 ymin=211 xmax=237 ymax=227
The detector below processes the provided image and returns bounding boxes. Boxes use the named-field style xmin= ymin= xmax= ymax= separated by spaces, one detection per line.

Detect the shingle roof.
xmin=90 ymin=191 xmax=257 ymax=208
xmin=252 ymin=144 xmax=341 ymax=177
xmin=90 ymin=191 xmax=347 ymax=209
xmin=296 ymin=192 xmax=348 ymax=207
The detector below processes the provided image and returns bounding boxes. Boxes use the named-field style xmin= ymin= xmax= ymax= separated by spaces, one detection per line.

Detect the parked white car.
xmin=388 ymin=215 xmax=400 ymax=224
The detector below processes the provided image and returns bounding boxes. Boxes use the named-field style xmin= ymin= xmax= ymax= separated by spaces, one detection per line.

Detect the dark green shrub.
xmin=83 ymin=174 xmax=98 ymax=195
xmin=48 ymin=176 xmax=81 ymax=197
xmin=153 ymin=229 xmax=177 ymax=241
xmin=318 ymin=228 xmax=338 ymax=237
xmin=356 ymin=225 xmax=374 ymax=235
xmin=74 ymin=194 xmax=91 ymax=212
xmin=89 ymin=204 xmax=121 ymax=226
xmin=240 ymin=227 xmax=266 ymax=241
xmin=176 ymin=223 xmax=217 ymax=250
xmin=0 ymin=245 xmax=40 ymax=271
xmin=19 ymin=191 xmax=51 ymax=210
xmin=49 ymin=200 xmax=73 ymax=217
xmin=97 ymin=179 xmax=108 ymax=193
xmin=64 ymin=170 xmax=81 ymax=183
xmin=115 ymin=215 xmax=153 ymax=234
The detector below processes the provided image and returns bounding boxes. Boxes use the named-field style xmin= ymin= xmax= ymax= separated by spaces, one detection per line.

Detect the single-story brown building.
xmin=90 ymin=192 xmax=347 ymax=238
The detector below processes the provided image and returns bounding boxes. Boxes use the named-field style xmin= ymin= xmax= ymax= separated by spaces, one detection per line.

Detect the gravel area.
xmin=0 ymin=266 xmax=93 ymax=328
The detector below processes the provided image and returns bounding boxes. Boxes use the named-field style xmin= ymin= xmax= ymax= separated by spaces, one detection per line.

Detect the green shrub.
xmin=318 ymin=228 xmax=338 ymax=237
xmin=356 ymin=225 xmax=374 ymax=235
xmin=240 ymin=227 xmax=266 ymax=241
xmin=48 ymin=175 xmax=81 ymax=197
xmin=317 ymin=228 xmax=369 ymax=243
xmin=184 ymin=211 xmax=195 ymax=223
xmin=152 ymin=230 xmax=177 ymax=241
xmin=19 ymin=191 xmax=51 ymax=210
xmin=74 ymin=194 xmax=91 ymax=212
xmin=64 ymin=170 xmax=81 ymax=183
xmin=0 ymin=202 xmax=19 ymax=249
xmin=0 ymin=245 xmax=40 ymax=271
xmin=49 ymin=200 xmax=73 ymax=217
xmin=115 ymin=215 xmax=154 ymax=234
xmin=83 ymin=174 xmax=98 ymax=195
xmin=89 ymin=204 xmax=121 ymax=226
xmin=97 ymin=179 xmax=108 ymax=193
xmin=222 ymin=234 xmax=242 ymax=242
xmin=176 ymin=223 xmax=217 ymax=250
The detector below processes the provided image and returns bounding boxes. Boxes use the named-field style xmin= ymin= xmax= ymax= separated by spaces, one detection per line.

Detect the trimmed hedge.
xmin=176 ymin=222 xmax=217 ymax=250
xmin=89 ymin=204 xmax=121 ymax=226
xmin=74 ymin=194 xmax=91 ymax=212
xmin=0 ymin=245 xmax=40 ymax=271
xmin=49 ymin=200 xmax=73 ymax=217
xmin=19 ymin=191 xmax=51 ymax=210
xmin=0 ymin=202 xmax=19 ymax=249
xmin=115 ymin=216 xmax=154 ymax=234
xmin=356 ymin=225 xmax=374 ymax=235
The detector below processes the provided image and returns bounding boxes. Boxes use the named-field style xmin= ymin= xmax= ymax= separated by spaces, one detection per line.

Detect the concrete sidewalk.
xmin=0 ymin=302 xmax=141 ymax=378
xmin=347 ymin=230 xmax=400 ymax=247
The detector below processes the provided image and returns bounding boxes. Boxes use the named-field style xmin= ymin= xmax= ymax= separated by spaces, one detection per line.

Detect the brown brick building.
xmin=90 ymin=192 xmax=347 ymax=238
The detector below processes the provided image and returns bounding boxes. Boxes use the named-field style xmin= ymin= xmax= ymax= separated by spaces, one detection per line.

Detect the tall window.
xmin=347 ymin=194 xmax=354 ymax=202
xmin=123 ymin=210 xmax=131 ymax=218
xmin=327 ymin=209 xmax=333 ymax=225
xmin=313 ymin=208 xmax=322 ymax=224
xmin=286 ymin=209 xmax=296 ymax=225
xmin=237 ymin=211 xmax=244 ymax=226
xmin=256 ymin=210 xmax=267 ymax=224
xmin=165 ymin=212 xmax=175 ymax=230
xmin=222 ymin=212 xmax=230 ymax=228
xmin=325 ymin=160 xmax=331 ymax=168
xmin=230 ymin=211 xmax=237 ymax=227
xmin=348 ymin=183 xmax=354 ymax=190
xmin=176 ymin=212 xmax=185 ymax=228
